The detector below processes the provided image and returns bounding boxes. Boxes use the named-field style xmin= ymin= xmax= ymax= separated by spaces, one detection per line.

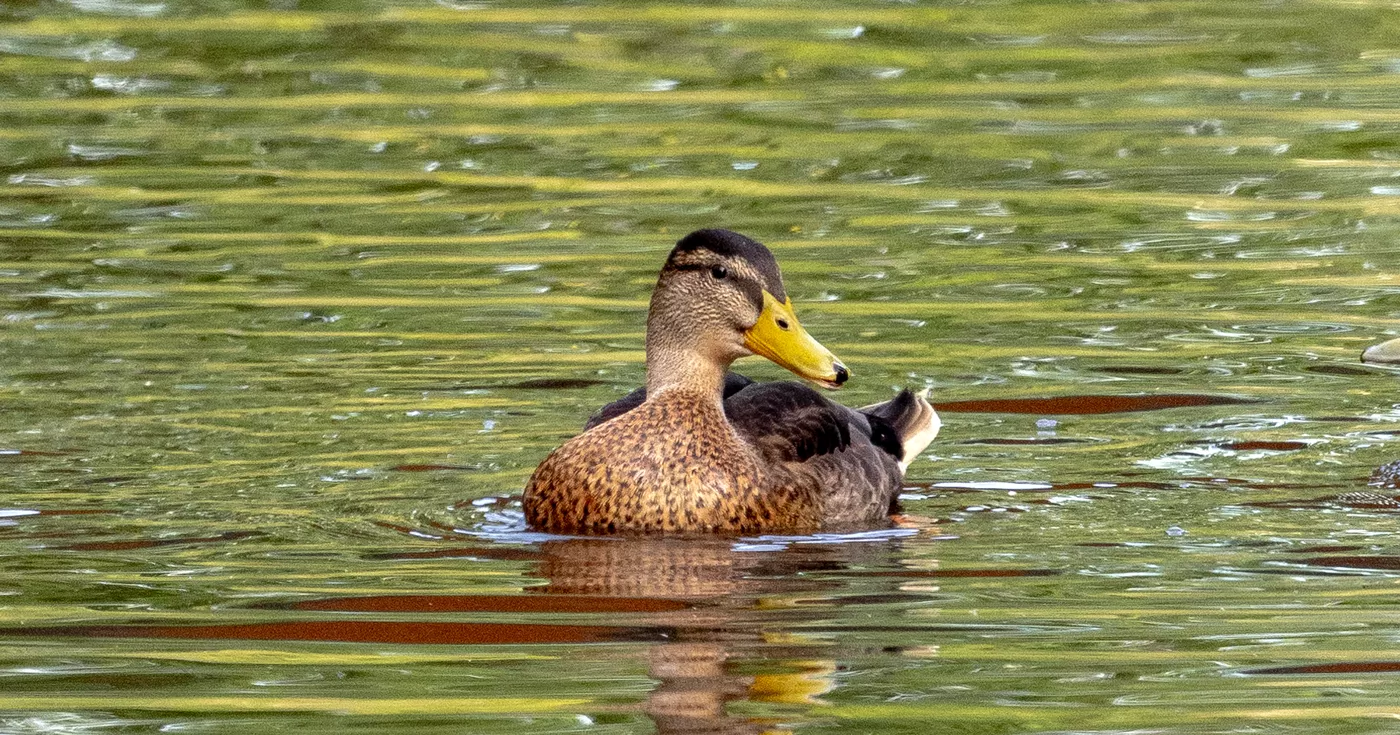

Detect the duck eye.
xmin=710 ymin=265 xmax=728 ymax=280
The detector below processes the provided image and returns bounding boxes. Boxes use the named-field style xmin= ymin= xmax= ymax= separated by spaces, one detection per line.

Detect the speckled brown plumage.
xmin=522 ymin=229 xmax=938 ymax=535
xmin=526 ymin=386 xmax=823 ymax=534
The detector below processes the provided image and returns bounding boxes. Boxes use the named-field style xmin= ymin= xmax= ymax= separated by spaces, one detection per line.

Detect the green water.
xmin=5 ymin=0 xmax=1400 ymax=732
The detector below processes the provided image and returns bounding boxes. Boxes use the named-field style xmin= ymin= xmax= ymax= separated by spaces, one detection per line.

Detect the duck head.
xmin=645 ymin=229 xmax=848 ymax=392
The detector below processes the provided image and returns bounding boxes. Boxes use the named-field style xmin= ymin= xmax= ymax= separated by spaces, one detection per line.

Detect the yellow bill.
xmin=743 ymin=291 xmax=849 ymax=389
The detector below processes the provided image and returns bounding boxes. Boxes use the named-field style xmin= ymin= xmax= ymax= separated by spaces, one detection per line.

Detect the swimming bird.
xmin=523 ymin=229 xmax=939 ymax=535
xmin=1362 ymin=336 xmax=1400 ymax=364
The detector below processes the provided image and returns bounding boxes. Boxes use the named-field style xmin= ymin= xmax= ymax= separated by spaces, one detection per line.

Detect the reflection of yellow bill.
xmin=749 ymin=660 xmax=838 ymax=705
xmin=743 ymin=291 xmax=848 ymax=389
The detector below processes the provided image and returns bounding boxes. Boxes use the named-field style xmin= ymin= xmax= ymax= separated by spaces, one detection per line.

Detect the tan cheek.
xmin=717 ymin=291 xmax=752 ymax=329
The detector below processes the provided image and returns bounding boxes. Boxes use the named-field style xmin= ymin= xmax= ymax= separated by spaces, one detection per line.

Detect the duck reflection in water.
xmin=532 ymin=535 xmax=915 ymax=734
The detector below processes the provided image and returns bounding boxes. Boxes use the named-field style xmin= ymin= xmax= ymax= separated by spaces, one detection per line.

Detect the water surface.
xmin=5 ymin=0 xmax=1400 ymax=732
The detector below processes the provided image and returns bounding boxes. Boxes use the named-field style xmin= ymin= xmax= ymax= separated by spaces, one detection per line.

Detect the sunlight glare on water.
xmin=4 ymin=0 xmax=1400 ymax=732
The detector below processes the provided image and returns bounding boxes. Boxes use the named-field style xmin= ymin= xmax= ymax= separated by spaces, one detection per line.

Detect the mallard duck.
xmin=523 ymin=229 xmax=939 ymax=534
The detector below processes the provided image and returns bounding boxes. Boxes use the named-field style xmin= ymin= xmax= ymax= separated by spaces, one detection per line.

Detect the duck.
xmin=523 ymin=229 xmax=940 ymax=535
xmin=1362 ymin=336 xmax=1400 ymax=364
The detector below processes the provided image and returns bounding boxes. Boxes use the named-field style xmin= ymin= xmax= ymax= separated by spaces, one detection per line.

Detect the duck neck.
xmin=642 ymin=280 xmax=738 ymax=402
xmin=644 ymin=343 xmax=729 ymax=401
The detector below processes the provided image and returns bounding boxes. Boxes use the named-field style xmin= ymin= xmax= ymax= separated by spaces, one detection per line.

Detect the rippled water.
xmin=5 ymin=0 xmax=1400 ymax=732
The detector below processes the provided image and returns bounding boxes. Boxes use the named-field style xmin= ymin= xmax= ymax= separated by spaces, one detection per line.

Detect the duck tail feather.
xmin=861 ymin=388 xmax=940 ymax=472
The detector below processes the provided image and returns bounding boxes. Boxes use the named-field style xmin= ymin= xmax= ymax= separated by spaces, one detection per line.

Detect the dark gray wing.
xmin=584 ymin=372 xmax=755 ymax=430
xmin=725 ymin=381 xmax=906 ymax=526
xmin=723 ymin=381 xmax=853 ymax=462
xmin=725 ymin=382 xmax=919 ymax=464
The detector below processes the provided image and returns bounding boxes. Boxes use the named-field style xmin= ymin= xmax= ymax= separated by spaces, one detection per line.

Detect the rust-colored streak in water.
xmin=1 ymin=621 xmax=668 ymax=645
xmin=934 ymin=394 xmax=1253 ymax=415
xmin=958 ymin=438 xmax=1092 ymax=445
xmin=372 ymin=520 xmax=433 ymax=537
xmin=1197 ymin=440 xmax=1310 ymax=451
xmin=392 ymin=464 xmax=480 ymax=472
xmin=858 ymin=569 xmax=1058 ymax=578
xmin=791 ymin=593 xmax=936 ymax=606
xmin=509 ymin=378 xmax=607 ymax=389
xmin=367 ymin=546 xmax=542 ymax=562
xmin=1094 ymin=366 xmax=1185 ymax=376
xmin=1245 ymin=493 xmax=1400 ymax=511
xmin=1247 ymin=661 xmax=1400 ymax=675
xmin=442 ymin=378 xmax=607 ymax=391
xmin=1181 ymin=476 xmax=1327 ymax=490
xmin=1053 ymin=481 xmax=1178 ymax=491
xmin=0 ymin=449 xmax=72 ymax=458
xmin=1299 ymin=556 xmax=1400 ymax=570
xmin=1086 ymin=364 xmax=1187 ymax=375
xmin=1305 ymin=364 xmax=1378 ymax=377
xmin=57 ymin=530 xmax=261 ymax=552
xmin=1282 ymin=545 xmax=1365 ymax=554
xmin=288 ymin=594 xmax=691 ymax=614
